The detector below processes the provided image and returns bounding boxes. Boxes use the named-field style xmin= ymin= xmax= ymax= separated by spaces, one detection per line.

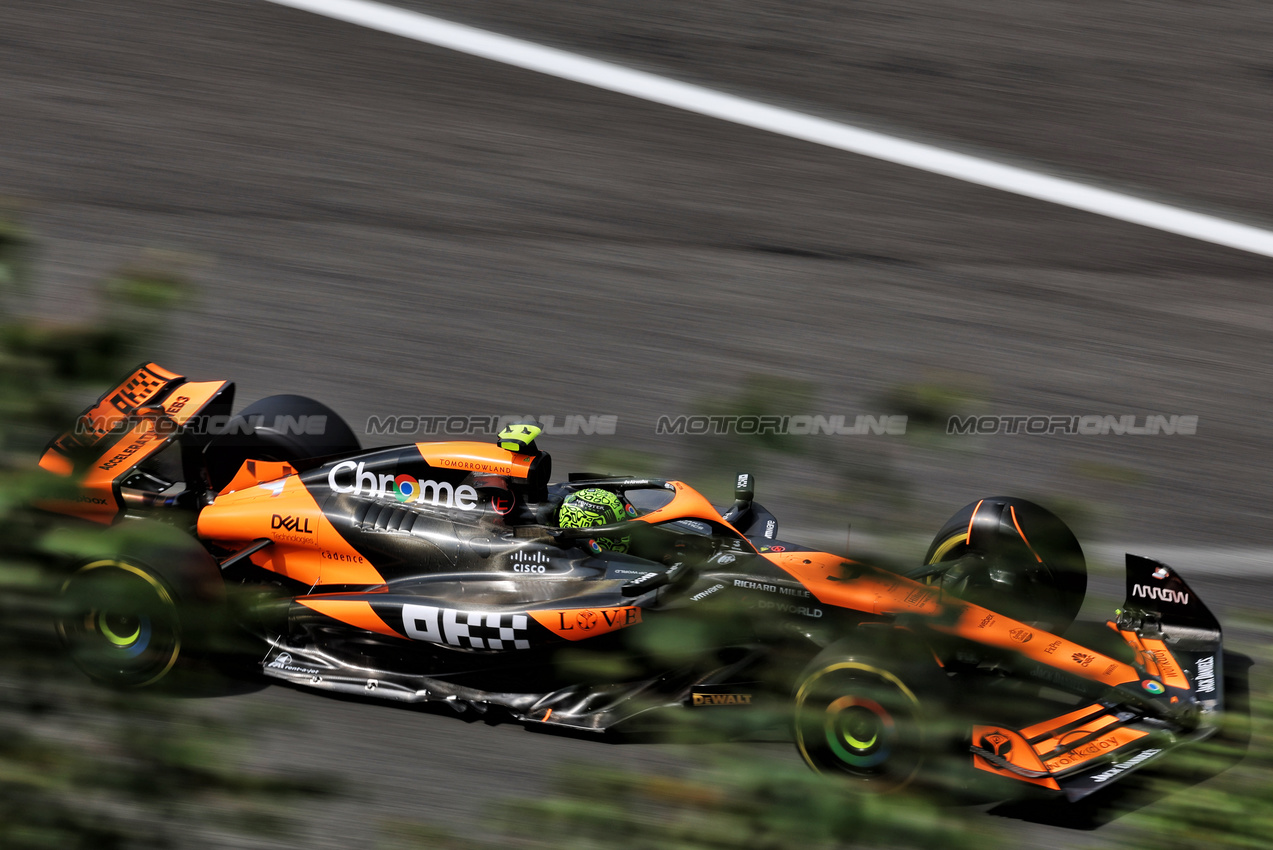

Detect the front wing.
xmin=971 ymin=555 xmax=1223 ymax=800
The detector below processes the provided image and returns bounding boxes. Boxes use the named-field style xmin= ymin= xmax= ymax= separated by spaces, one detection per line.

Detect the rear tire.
xmin=58 ymin=559 xmax=183 ymax=687
xmin=56 ymin=523 xmax=224 ymax=688
xmin=203 ymin=394 xmax=361 ymax=491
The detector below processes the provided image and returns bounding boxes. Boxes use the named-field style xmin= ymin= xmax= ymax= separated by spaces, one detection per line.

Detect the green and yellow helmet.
xmin=558 ymin=488 xmax=635 ymax=554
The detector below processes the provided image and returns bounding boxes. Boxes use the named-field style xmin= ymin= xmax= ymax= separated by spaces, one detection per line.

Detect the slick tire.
xmin=793 ymin=630 xmax=950 ymax=793
xmin=56 ymin=522 xmax=224 ymax=688
xmin=203 ymin=394 xmax=361 ymax=491
xmin=921 ymin=497 xmax=1086 ymax=634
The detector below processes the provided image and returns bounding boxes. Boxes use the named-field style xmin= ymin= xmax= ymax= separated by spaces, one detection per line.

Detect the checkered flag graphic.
xmin=403 ymin=604 xmax=530 ymax=650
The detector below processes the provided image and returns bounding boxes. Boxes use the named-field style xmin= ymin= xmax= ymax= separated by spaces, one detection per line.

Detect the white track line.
xmin=265 ymin=0 xmax=1273 ymax=259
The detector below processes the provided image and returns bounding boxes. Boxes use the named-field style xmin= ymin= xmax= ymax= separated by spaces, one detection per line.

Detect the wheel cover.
xmin=795 ymin=661 xmax=925 ymax=791
xmin=825 ymin=696 xmax=894 ymax=767
xmin=58 ymin=560 xmax=181 ymax=687
xmin=97 ymin=610 xmax=151 ymax=656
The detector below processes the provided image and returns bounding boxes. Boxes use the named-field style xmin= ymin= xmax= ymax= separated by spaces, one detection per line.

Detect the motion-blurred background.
xmin=2 ymin=1 xmax=1271 ymax=847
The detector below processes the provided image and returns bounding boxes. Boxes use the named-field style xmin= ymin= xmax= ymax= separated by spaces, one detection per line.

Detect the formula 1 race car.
xmin=36 ymin=363 xmax=1225 ymax=800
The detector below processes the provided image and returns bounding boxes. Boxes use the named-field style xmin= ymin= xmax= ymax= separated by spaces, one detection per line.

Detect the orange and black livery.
xmin=37 ymin=364 xmax=1224 ymax=802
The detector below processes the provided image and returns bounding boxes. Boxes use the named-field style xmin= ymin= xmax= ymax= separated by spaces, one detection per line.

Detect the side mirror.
xmin=721 ymin=472 xmax=754 ymax=526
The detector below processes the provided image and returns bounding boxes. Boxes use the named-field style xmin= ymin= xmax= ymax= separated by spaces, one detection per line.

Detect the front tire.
xmin=920 ymin=497 xmax=1086 ymax=634
xmin=793 ymin=632 xmax=947 ymax=792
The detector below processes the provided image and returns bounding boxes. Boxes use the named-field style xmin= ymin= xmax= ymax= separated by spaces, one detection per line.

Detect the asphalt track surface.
xmin=4 ymin=0 xmax=1273 ymax=846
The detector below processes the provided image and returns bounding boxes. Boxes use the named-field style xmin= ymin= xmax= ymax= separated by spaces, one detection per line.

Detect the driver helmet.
xmin=558 ymin=488 xmax=636 ymax=554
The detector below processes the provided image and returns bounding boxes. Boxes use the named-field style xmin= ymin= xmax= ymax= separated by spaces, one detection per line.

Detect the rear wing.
xmin=37 ymin=362 xmax=233 ymax=523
